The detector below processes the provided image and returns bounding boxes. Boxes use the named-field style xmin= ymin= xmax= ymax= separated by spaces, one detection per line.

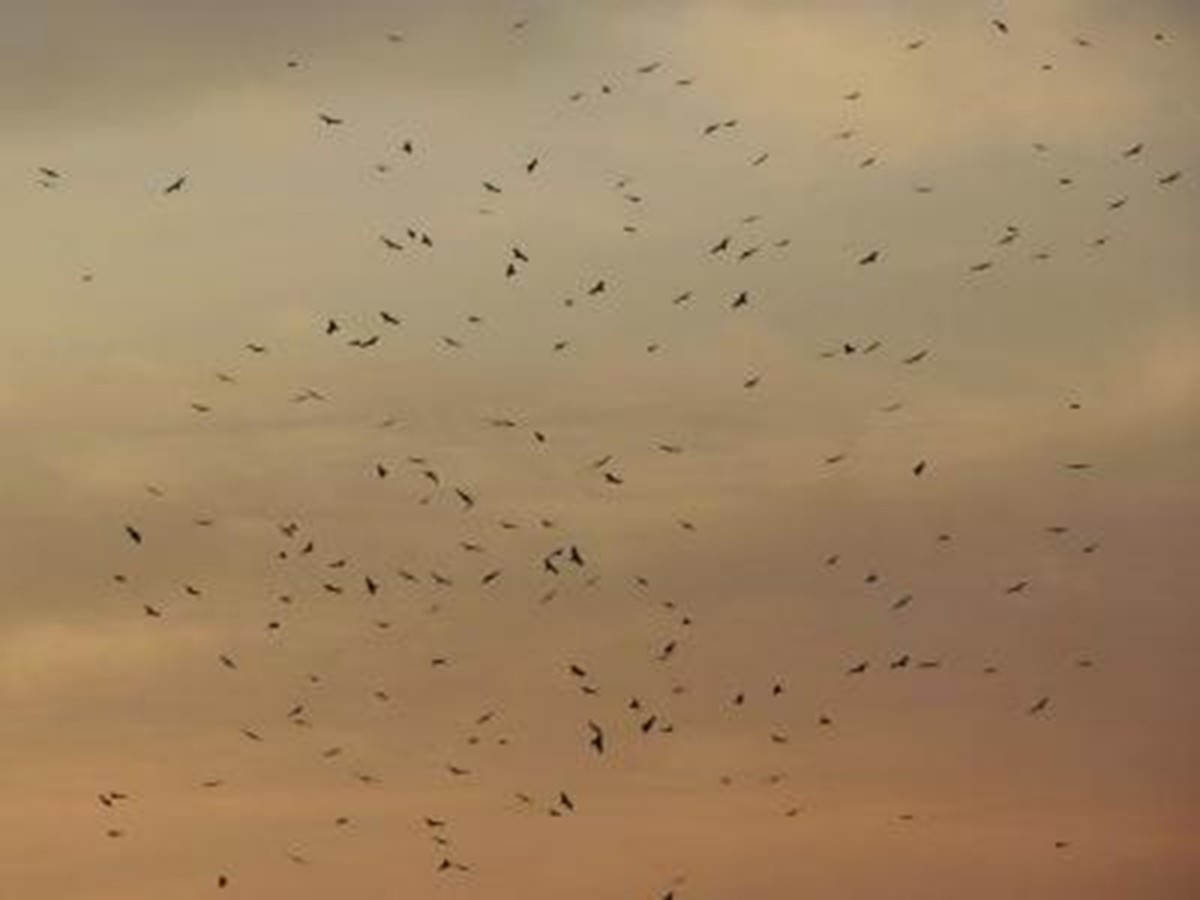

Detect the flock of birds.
xmin=26 ymin=8 xmax=1191 ymax=898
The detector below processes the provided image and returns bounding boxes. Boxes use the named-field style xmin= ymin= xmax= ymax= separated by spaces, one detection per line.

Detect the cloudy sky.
xmin=2 ymin=1 xmax=1197 ymax=898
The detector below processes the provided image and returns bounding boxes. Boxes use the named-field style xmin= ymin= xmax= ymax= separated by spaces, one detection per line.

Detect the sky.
xmin=1 ymin=1 xmax=1198 ymax=898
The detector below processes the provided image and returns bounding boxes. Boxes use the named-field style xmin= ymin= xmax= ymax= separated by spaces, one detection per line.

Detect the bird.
xmin=587 ymin=721 xmax=605 ymax=754
xmin=163 ymin=175 xmax=187 ymax=194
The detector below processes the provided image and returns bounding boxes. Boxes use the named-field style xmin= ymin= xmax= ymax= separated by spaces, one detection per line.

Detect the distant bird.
xmin=163 ymin=175 xmax=187 ymax=194
xmin=587 ymin=721 xmax=605 ymax=754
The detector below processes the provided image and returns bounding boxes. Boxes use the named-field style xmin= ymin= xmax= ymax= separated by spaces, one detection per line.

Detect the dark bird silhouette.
xmin=587 ymin=721 xmax=605 ymax=754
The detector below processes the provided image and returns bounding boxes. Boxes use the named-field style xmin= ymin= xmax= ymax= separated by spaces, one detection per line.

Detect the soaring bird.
xmin=587 ymin=721 xmax=605 ymax=754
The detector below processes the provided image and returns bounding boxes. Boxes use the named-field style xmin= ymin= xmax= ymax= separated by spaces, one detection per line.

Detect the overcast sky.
xmin=1 ymin=2 xmax=1198 ymax=898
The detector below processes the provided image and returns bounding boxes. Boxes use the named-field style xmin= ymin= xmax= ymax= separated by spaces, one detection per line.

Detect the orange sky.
xmin=1 ymin=1 xmax=1198 ymax=898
